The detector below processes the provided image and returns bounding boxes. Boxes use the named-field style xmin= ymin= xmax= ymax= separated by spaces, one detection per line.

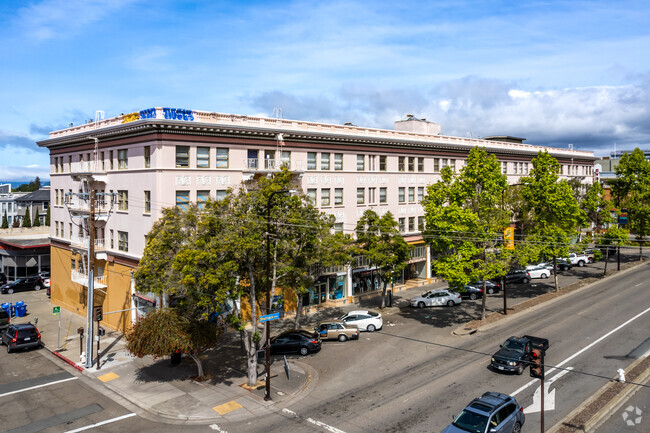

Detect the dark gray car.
xmin=442 ymin=391 xmax=525 ymax=433
xmin=2 ymin=323 xmax=42 ymax=353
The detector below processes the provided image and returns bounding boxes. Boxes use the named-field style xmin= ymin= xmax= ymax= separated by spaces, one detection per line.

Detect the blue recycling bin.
xmin=15 ymin=305 xmax=26 ymax=317
xmin=1 ymin=302 xmax=10 ymax=314
xmin=15 ymin=301 xmax=24 ymax=307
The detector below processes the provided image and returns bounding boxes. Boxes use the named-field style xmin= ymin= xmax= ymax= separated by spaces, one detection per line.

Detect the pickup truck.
xmin=315 ymin=322 xmax=359 ymax=342
xmin=566 ymin=252 xmax=592 ymax=267
xmin=491 ymin=335 xmax=549 ymax=375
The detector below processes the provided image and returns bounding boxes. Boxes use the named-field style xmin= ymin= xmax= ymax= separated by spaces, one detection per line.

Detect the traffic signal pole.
xmin=540 ymin=377 xmax=545 ymax=433
xmin=85 ymin=190 xmax=96 ymax=368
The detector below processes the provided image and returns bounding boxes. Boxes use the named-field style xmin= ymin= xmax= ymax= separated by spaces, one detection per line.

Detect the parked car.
xmin=0 ymin=309 xmax=9 ymax=331
xmin=474 ymin=280 xmax=501 ymax=295
xmin=565 ymin=252 xmax=590 ymax=267
xmin=410 ymin=289 xmax=462 ymax=308
xmin=315 ymin=322 xmax=359 ymax=342
xmin=461 ymin=285 xmax=484 ymax=300
xmin=526 ymin=266 xmax=551 ymax=279
xmin=505 ymin=270 xmax=530 ymax=284
xmin=338 ymin=310 xmax=383 ymax=332
xmin=0 ymin=275 xmax=46 ymax=294
xmin=1 ymin=323 xmax=41 ymax=353
xmin=554 ymin=259 xmax=573 ymax=271
xmin=269 ymin=330 xmax=321 ymax=356
xmin=442 ymin=391 xmax=525 ymax=433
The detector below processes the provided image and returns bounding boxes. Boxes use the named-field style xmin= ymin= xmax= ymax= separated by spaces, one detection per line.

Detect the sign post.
xmin=53 ymin=306 xmax=61 ymax=348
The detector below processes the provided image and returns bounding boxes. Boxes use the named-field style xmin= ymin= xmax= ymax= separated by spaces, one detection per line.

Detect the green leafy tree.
xmin=423 ymin=147 xmax=509 ymax=319
xmin=45 ymin=206 xmax=50 ymax=226
xmin=582 ymin=181 xmax=614 ymax=231
xmin=21 ymin=207 xmax=32 ymax=228
xmin=598 ymin=227 xmax=629 ymax=275
xmin=1 ymin=211 xmax=8 ymax=229
xmin=610 ymin=148 xmax=650 ymax=260
xmin=125 ymin=308 xmax=222 ymax=378
xmin=355 ymin=210 xmax=409 ymax=309
xmin=520 ymin=151 xmax=582 ymax=291
xmin=32 ymin=208 xmax=41 ymax=227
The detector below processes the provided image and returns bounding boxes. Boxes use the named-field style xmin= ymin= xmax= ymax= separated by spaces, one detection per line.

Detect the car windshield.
xmin=452 ymin=409 xmax=489 ymax=433
xmin=503 ymin=340 xmax=525 ymax=352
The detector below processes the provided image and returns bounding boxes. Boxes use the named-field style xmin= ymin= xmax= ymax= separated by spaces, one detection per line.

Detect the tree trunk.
xmin=480 ymin=279 xmax=487 ymax=320
xmin=189 ymin=351 xmax=204 ymax=379
xmin=380 ymin=275 xmax=387 ymax=309
xmin=552 ymin=255 xmax=559 ymax=292
xmin=245 ymin=262 xmax=260 ymax=387
xmin=293 ymin=294 xmax=303 ymax=328
xmin=603 ymin=247 xmax=609 ymax=276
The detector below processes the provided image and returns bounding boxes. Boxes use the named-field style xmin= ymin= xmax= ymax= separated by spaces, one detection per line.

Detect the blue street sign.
xmin=259 ymin=312 xmax=280 ymax=323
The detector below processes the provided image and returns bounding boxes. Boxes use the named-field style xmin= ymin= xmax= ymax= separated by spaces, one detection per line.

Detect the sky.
xmin=1 ymin=0 xmax=650 ymax=182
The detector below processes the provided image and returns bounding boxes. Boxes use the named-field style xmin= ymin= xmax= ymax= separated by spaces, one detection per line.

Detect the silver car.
xmin=442 ymin=391 xmax=525 ymax=433
xmin=337 ymin=310 xmax=383 ymax=332
xmin=410 ymin=289 xmax=461 ymax=308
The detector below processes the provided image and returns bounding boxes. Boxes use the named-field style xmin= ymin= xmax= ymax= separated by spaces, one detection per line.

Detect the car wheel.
xmin=578 ymin=260 xmax=585 ymax=267
xmin=487 ymin=288 xmax=494 ymax=294
xmin=7 ymin=288 xmax=14 ymax=294
xmin=522 ymin=278 xmax=529 ymax=284
xmin=469 ymin=293 xmax=477 ymax=300
xmin=338 ymin=334 xmax=348 ymax=342
xmin=367 ymin=324 xmax=376 ymax=332
xmin=447 ymin=300 xmax=455 ymax=307
xmin=418 ymin=301 xmax=425 ymax=309
xmin=541 ymin=273 xmax=548 ymax=279
xmin=299 ymin=346 xmax=309 ymax=356
xmin=517 ymin=364 xmax=524 ymax=375
xmin=513 ymin=422 xmax=522 ymax=433
xmin=34 ymin=284 xmax=41 ymax=291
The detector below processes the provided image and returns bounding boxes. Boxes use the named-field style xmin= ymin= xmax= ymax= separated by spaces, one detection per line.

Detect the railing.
xmin=66 ymin=196 xmax=112 ymax=213
xmin=70 ymin=161 xmax=105 ymax=174
xmin=70 ymin=236 xmax=106 ymax=250
xmin=245 ymin=158 xmax=303 ymax=171
xmin=71 ymin=270 xmax=107 ymax=288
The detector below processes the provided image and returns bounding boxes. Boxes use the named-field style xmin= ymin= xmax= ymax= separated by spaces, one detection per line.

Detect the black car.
xmin=1 ymin=323 xmax=41 ymax=353
xmin=0 ymin=309 xmax=9 ymax=331
xmin=270 ymin=330 xmax=322 ymax=356
xmin=473 ymin=280 xmax=501 ymax=294
xmin=505 ymin=270 xmax=530 ymax=284
xmin=0 ymin=276 xmax=45 ymax=294
xmin=554 ymin=259 xmax=573 ymax=271
xmin=461 ymin=285 xmax=484 ymax=300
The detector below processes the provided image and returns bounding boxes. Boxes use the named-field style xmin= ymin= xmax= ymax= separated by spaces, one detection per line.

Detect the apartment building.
xmin=38 ymin=108 xmax=596 ymax=330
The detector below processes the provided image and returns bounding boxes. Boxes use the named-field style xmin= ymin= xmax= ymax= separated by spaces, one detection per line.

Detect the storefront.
xmin=310 ymin=272 xmax=347 ymax=305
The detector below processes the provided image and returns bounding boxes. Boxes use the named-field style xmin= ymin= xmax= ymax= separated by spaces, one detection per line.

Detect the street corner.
xmin=243 ymin=358 xmax=316 ymax=404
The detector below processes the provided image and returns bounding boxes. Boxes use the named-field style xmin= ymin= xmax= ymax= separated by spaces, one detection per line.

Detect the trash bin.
xmin=16 ymin=305 xmax=26 ymax=317
xmin=170 ymin=351 xmax=182 ymax=366
xmin=0 ymin=302 xmax=10 ymax=316
xmin=15 ymin=301 xmax=24 ymax=307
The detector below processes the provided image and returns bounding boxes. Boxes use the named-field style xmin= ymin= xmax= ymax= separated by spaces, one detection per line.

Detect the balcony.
xmin=66 ymin=196 xmax=112 ymax=219
xmin=70 ymin=236 xmax=106 ymax=251
xmin=71 ymin=270 xmax=107 ymax=289
xmin=69 ymin=161 xmax=107 ymax=182
xmin=244 ymin=158 xmax=304 ymax=172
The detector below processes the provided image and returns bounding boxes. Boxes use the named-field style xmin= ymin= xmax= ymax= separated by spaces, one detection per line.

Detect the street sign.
xmin=53 ymin=306 xmax=61 ymax=315
xmin=259 ymin=312 xmax=280 ymax=323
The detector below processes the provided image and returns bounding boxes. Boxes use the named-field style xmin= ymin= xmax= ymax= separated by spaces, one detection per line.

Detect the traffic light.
xmin=530 ymin=347 xmax=544 ymax=379
xmin=94 ymin=306 xmax=103 ymax=322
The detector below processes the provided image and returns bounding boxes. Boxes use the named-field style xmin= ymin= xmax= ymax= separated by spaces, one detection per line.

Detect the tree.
xmin=581 ymin=181 xmax=614 ymax=232
xmin=21 ymin=207 xmax=32 ymax=228
xmin=598 ymin=227 xmax=629 ymax=276
xmin=520 ymin=151 xmax=582 ymax=291
xmin=32 ymin=208 xmax=41 ymax=227
xmin=125 ymin=308 xmax=222 ymax=378
xmin=610 ymin=148 xmax=650 ymax=261
xmin=44 ymin=206 xmax=50 ymax=226
xmin=423 ymin=147 xmax=509 ymax=319
xmin=355 ymin=210 xmax=409 ymax=309
xmin=1 ymin=211 xmax=8 ymax=229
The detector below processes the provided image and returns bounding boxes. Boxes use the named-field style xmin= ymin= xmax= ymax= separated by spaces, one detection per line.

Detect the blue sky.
xmin=1 ymin=0 xmax=650 ymax=182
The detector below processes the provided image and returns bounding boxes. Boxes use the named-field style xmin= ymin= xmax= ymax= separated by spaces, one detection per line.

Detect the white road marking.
xmin=63 ymin=413 xmax=136 ymax=432
xmin=511 ymin=305 xmax=650 ymax=397
xmin=283 ymin=408 xmax=348 ymax=433
xmin=0 ymin=377 xmax=78 ymax=398
xmin=209 ymin=424 xmax=228 ymax=432
xmin=524 ymin=367 xmax=574 ymax=413
xmin=635 ymin=283 xmax=643 ymax=287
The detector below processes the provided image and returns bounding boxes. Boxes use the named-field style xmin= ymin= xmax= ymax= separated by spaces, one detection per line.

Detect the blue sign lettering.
xmin=139 ymin=108 xmax=157 ymax=119
xmin=162 ymin=107 xmax=194 ymax=121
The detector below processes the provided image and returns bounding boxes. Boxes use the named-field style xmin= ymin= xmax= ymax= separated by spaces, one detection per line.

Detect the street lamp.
xmin=265 ymin=189 xmax=296 ymax=401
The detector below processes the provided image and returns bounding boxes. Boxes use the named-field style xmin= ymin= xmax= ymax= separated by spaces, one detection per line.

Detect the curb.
xmin=51 ymin=349 xmax=84 ymax=372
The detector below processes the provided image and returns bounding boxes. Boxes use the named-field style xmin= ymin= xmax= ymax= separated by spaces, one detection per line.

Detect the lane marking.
xmin=0 ymin=377 xmax=78 ymax=398
xmin=283 ymin=408 xmax=348 ymax=433
xmin=63 ymin=413 xmax=136 ymax=433
xmin=525 ymin=367 xmax=574 ymax=413
xmin=635 ymin=283 xmax=643 ymax=287
xmin=512 ymin=305 xmax=650 ymax=397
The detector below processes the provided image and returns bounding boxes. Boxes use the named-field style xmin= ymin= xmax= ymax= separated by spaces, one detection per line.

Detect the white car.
xmin=527 ymin=266 xmax=550 ymax=279
xmin=410 ymin=289 xmax=462 ymax=308
xmin=338 ymin=310 xmax=383 ymax=332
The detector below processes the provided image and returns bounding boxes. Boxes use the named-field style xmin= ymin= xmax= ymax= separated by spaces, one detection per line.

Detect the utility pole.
xmin=85 ymin=189 xmax=96 ymax=368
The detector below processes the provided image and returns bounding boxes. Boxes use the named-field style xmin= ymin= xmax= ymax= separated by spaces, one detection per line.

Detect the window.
xmin=321 ymin=188 xmax=330 ymax=206
xmin=502 ymin=161 xmax=508 ymax=174
xmin=408 ymin=217 xmax=415 ymax=232
xmin=144 ymin=146 xmax=151 ymax=168
xmin=118 ymin=231 xmax=128 ymax=252
xmin=334 ymin=153 xmax=343 ymax=170
xmin=408 ymin=187 xmax=415 ymax=202
xmin=434 ymin=158 xmax=440 ymax=172
xmin=99 ymin=152 xmax=104 ymax=171
xmin=307 ymin=152 xmax=317 ymax=170
xmin=117 ymin=149 xmax=128 ymax=169
xmin=55 ymin=222 xmax=59 ymax=237
xmin=418 ymin=157 xmax=424 ymax=172
xmin=197 ymin=147 xmax=210 ymax=168
xmin=418 ymin=216 xmax=424 ymax=231
xmin=379 ymin=155 xmax=387 ymax=171
xmin=144 ymin=191 xmax=151 ymax=213
xmin=398 ymin=156 xmax=405 ymax=171
xmin=418 ymin=187 xmax=424 ymax=202
xmin=399 ymin=187 xmax=405 ymax=203
xmin=110 ymin=229 xmax=114 ymax=249
xmin=216 ymin=148 xmax=229 ymax=168
xmin=117 ymin=190 xmax=128 ymax=211
xmin=335 ymin=188 xmax=343 ymax=205
xmin=357 ymin=188 xmax=365 ymax=204
xmin=69 ymin=223 xmax=72 ymax=240
xmin=307 ymin=188 xmax=317 ymax=203
xmin=399 ymin=218 xmax=405 ymax=233
xmin=216 ymin=190 xmax=227 ymax=201
xmin=408 ymin=157 xmax=415 ymax=172
xmin=450 ymin=159 xmax=456 ymax=172
xmin=368 ymin=155 xmax=376 ymax=171
xmin=369 ymin=187 xmax=376 ymax=204
xmin=357 ymin=155 xmax=365 ymax=171
xmin=197 ymin=190 xmax=210 ymax=209
xmin=176 ymin=146 xmax=190 ymax=168
xmin=176 ymin=191 xmax=190 ymax=210
xmin=380 ymin=187 xmax=387 ymax=203
xmin=441 ymin=158 xmax=447 ymax=169
xmin=334 ymin=223 xmax=344 ymax=234
xmin=321 ymin=153 xmax=330 ymax=170
xmin=281 ymin=151 xmax=291 ymax=168
xmin=109 ymin=150 xmax=113 ymax=170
